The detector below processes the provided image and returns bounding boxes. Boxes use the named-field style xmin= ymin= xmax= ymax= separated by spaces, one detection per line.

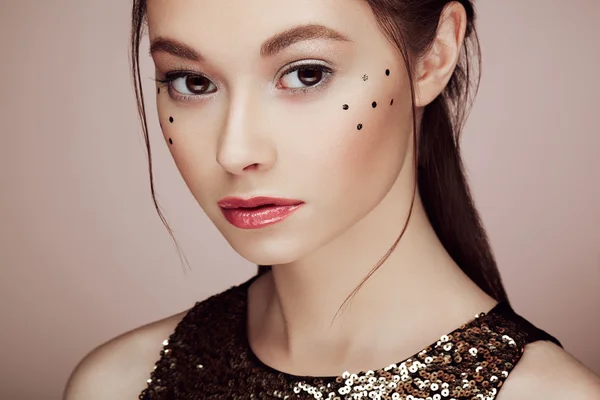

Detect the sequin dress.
xmin=139 ymin=276 xmax=561 ymax=400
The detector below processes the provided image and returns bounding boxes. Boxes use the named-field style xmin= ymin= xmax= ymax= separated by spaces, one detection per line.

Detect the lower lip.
xmin=221 ymin=204 xmax=303 ymax=229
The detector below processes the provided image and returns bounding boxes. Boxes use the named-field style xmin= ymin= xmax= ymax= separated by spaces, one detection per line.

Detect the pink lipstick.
xmin=218 ymin=196 xmax=304 ymax=229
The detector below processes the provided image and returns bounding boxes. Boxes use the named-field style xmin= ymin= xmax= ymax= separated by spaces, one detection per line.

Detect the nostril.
xmin=243 ymin=163 xmax=260 ymax=171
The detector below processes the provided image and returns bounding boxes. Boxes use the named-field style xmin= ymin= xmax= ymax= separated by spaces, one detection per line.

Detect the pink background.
xmin=1 ymin=1 xmax=598 ymax=399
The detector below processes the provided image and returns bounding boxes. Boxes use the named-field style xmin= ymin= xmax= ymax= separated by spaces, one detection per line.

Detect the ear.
xmin=414 ymin=2 xmax=468 ymax=108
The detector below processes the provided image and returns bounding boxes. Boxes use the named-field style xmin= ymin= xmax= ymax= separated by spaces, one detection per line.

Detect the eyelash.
xmin=277 ymin=61 xmax=334 ymax=93
xmin=154 ymin=61 xmax=334 ymax=102
xmin=154 ymin=70 xmax=204 ymax=102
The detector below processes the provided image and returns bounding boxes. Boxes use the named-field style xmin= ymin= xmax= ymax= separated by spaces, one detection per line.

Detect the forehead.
xmin=146 ymin=0 xmax=380 ymax=56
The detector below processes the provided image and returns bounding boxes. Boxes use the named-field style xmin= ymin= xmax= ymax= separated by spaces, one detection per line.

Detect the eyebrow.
xmin=150 ymin=37 xmax=202 ymax=61
xmin=260 ymin=24 xmax=351 ymax=57
xmin=150 ymin=24 xmax=352 ymax=61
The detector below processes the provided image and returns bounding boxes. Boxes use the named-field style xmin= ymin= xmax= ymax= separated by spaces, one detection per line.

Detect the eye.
xmin=278 ymin=64 xmax=332 ymax=90
xmin=156 ymin=72 xmax=217 ymax=100
xmin=170 ymin=74 xmax=217 ymax=96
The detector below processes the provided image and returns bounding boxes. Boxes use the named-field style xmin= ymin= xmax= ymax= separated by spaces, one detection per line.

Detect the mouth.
xmin=217 ymin=196 xmax=304 ymax=229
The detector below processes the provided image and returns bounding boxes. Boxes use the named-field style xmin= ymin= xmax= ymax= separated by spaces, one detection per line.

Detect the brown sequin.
xmin=139 ymin=278 xmax=560 ymax=400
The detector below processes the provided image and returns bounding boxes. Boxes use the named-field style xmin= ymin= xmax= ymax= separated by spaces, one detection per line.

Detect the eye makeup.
xmin=275 ymin=59 xmax=334 ymax=93
xmin=154 ymin=70 xmax=218 ymax=103
xmin=158 ymin=65 xmax=395 ymax=146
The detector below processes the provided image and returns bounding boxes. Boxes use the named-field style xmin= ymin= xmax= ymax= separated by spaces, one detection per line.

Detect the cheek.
xmin=156 ymin=101 xmax=222 ymax=201
xmin=280 ymin=78 xmax=413 ymax=205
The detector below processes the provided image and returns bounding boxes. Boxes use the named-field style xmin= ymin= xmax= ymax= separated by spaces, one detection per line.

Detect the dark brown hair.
xmin=130 ymin=0 xmax=508 ymax=304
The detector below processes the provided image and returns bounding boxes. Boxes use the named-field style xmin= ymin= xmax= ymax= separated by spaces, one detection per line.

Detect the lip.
xmin=218 ymin=196 xmax=304 ymax=229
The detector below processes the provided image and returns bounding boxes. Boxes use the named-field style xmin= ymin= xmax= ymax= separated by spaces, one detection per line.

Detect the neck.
xmin=251 ymin=173 xmax=495 ymax=374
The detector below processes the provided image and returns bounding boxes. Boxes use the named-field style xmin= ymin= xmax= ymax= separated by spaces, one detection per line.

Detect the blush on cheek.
xmin=335 ymin=85 xmax=409 ymax=202
xmin=352 ymin=109 xmax=397 ymax=163
xmin=315 ymin=114 xmax=388 ymax=195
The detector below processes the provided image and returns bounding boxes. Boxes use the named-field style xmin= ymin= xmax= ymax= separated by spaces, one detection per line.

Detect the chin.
xmin=222 ymin=230 xmax=317 ymax=266
xmin=229 ymin=239 xmax=306 ymax=266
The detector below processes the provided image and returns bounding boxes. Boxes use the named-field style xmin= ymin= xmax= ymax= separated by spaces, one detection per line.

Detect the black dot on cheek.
xmin=157 ymin=87 xmax=160 ymax=94
xmin=390 ymin=99 xmax=394 ymax=106
xmin=169 ymin=116 xmax=174 ymax=123
xmin=342 ymin=104 xmax=349 ymax=110
xmin=385 ymin=69 xmax=390 ymax=76
xmin=169 ymin=138 xmax=173 ymax=145
xmin=357 ymin=123 xmax=363 ymax=130
xmin=372 ymin=101 xmax=377 ymax=108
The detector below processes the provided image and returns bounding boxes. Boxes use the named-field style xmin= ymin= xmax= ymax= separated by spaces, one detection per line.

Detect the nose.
xmin=216 ymin=94 xmax=278 ymax=175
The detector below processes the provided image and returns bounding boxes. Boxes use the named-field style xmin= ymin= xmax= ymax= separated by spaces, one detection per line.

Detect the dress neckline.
xmin=239 ymin=275 xmax=506 ymax=381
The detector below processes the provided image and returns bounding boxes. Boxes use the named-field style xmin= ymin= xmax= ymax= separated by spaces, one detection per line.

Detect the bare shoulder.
xmin=63 ymin=310 xmax=189 ymax=400
xmin=496 ymin=340 xmax=600 ymax=400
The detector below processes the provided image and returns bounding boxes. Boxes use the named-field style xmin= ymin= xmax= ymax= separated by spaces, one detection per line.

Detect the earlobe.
xmin=414 ymin=3 xmax=467 ymax=108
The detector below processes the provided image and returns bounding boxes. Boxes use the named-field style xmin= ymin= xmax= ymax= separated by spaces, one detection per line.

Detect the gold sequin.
xmin=138 ymin=279 xmax=549 ymax=400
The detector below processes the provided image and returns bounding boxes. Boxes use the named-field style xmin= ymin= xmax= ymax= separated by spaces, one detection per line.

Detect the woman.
xmin=64 ymin=0 xmax=600 ymax=399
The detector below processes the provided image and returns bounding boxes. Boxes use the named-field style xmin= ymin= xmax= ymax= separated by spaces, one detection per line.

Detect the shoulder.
xmin=496 ymin=340 xmax=600 ymax=400
xmin=62 ymin=281 xmax=250 ymax=400
xmin=63 ymin=310 xmax=188 ymax=400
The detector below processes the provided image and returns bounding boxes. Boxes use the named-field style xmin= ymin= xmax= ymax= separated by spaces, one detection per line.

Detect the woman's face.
xmin=147 ymin=0 xmax=414 ymax=265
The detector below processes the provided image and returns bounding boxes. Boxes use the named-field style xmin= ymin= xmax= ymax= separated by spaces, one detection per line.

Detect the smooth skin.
xmin=65 ymin=0 xmax=600 ymax=398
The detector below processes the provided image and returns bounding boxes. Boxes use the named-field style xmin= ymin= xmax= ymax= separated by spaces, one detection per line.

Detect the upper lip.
xmin=217 ymin=196 xmax=303 ymax=209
